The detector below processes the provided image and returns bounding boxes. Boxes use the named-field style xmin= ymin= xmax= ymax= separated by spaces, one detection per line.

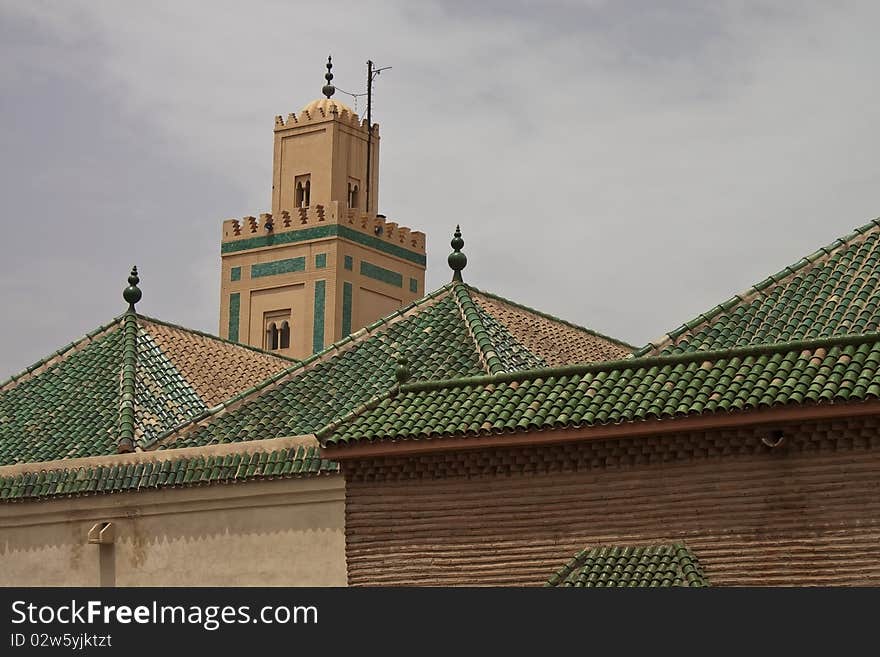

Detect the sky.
xmin=1 ymin=0 xmax=879 ymax=378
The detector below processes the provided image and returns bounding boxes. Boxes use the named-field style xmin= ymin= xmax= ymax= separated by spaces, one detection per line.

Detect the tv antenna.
xmin=334 ymin=59 xmax=391 ymax=214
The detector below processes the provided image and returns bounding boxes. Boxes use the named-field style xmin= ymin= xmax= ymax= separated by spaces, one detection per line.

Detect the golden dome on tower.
xmin=300 ymin=97 xmax=355 ymax=118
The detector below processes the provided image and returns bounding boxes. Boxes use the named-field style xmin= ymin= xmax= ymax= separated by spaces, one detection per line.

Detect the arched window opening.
xmin=265 ymin=322 xmax=279 ymax=351
xmin=280 ymin=321 xmax=290 ymax=350
xmin=294 ymin=175 xmax=311 ymax=208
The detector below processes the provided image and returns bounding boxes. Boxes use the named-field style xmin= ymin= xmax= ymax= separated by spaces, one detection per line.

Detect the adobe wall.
xmin=343 ymin=416 xmax=880 ymax=586
xmin=0 ymin=475 xmax=346 ymax=586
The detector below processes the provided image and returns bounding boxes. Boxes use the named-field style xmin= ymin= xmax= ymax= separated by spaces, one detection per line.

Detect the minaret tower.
xmin=219 ymin=57 xmax=426 ymax=359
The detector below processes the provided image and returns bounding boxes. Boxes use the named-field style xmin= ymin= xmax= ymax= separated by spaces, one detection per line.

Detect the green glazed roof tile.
xmin=546 ymin=544 xmax=709 ymax=587
xmin=637 ymin=218 xmax=880 ymax=357
xmin=319 ymin=332 xmax=880 ymax=446
xmin=150 ymin=283 xmax=631 ymax=450
xmin=0 ymin=278 xmax=630 ymax=465
xmin=0 ymin=446 xmax=338 ymax=502
xmin=0 ymin=314 xmax=292 ymax=466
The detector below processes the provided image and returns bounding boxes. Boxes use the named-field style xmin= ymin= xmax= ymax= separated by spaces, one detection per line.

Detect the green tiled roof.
xmin=0 ymin=323 xmax=124 ymax=464
xmin=0 ymin=445 xmax=337 ymax=502
xmin=151 ymin=283 xmax=630 ymax=450
xmin=0 ymin=316 xmax=293 ymax=466
xmin=546 ymin=544 xmax=709 ymax=587
xmin=318 ymin=332 xmax=880 ymax=446
xmin=637 ymin=217 xmax=880 ymax=357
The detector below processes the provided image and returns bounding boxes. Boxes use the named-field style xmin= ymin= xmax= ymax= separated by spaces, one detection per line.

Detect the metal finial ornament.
xmin=322 ymin=55 xmax=335 ymax=98
xmin=123 ymin=266 xmax=142 ymax=311
xmin=448 ymin=225 xmax=467 ymax=282
xmin=394 ymin=355 xmax=411 ymax=385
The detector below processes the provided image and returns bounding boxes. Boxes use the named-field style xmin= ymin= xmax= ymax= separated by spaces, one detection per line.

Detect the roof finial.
xmin=448 ymin=225 xmax=467 ymax=282
xmin=123 ymin=266 xmax=142 ymax=312
xmin=394 ymin=354 xmax=411 ymax=385
xmin=322 ymin=55 xmax=335 ymax=99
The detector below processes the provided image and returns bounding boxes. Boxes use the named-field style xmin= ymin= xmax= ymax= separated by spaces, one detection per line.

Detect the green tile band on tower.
xmin=360 ymin=260 xmax=402 ymax=287
xmin=251 ymin=257 xmax=306 ymax=278
xmin=222 ymin=224 xmax=426 ymax=266
xmin=313 ymin=280 xmax=326 ymax=354
xmin=228 ymin=293 xmax=240 ymax=343
xmin=342 ymin=282 xmax=353 ymax=337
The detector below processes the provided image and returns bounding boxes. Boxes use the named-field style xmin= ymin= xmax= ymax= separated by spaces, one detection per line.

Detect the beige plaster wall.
xmin=220 ymin=234 xmax=425 ymax=357
xmin=0 ymin=475 xmax=346 ymax=587
xmin=272 ymin=118 xmax=379 ymax=214
xmin=220 ymin=239 xmax=339 ymax=359
xmin=335 ymin=241 xmax=425 ymax=338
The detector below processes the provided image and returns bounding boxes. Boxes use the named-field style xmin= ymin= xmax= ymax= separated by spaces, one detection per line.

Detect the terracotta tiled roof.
xmin=546 ymin=544 xmax=709 ymax=587
xmin=636 ymin=217 xmax=880 ymax=357
xmin=0 ymin=316 xmax=293 ymax=465
xmin=151 ymin=283 xmax=630 ymax=450
xmin=470 ymin=288 xmax=633 ymax=366
xmin=141 ymin=318 xmax=294 ymax=406
xmin=318 ymin=332 xmax=880 ymax=446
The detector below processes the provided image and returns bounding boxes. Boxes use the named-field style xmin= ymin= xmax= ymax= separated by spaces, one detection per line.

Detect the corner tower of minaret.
xmin=219 ymin=56 xmax=427 ymax=360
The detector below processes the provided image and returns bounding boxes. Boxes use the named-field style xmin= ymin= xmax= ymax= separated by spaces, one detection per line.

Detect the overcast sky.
xmin=1 ymin=1 xmax=879 ymax=378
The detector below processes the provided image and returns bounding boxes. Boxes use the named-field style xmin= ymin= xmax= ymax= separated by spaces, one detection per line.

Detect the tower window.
xmin=348 ymin=181 xmax=360 ymax=210
xmin=264 ymin=311 xmax=292 ymax=351
xmin=266 ymin=322 xmax=279 ymax=351
xmin=280 ymin=320 xmax=290 ymax=349
xmin=294 ymin=174 xmax=311 ymax=208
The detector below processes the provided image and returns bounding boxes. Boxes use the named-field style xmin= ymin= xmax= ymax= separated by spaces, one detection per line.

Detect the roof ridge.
xmin=451 ymin=283 xmax=506 ymax=375
xmin=392 ymin=329 xmax=880 ymax=395
xmin=316 ymin=389 xmax=398 ymax=442
xmin=116 ymin=312 xmax=139 ymax=453
xmin=465 ymin=283 xmax=636 ymax=351
xmin=137 ymin=314 xmax=299 ymax=364
xmin=142 ymin=283 xmax=456 ymax=451
xmin=635 ymin=215 xmax=880 ymax=358
xmin=0 ymin=315 xmax=126 ymax=393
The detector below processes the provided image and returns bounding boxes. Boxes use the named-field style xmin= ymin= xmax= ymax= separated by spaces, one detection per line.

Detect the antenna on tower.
xmin=325 ymin=58 xmax=391 ymax=214
xmin=365 ymin=60 xmax=391 ymax=214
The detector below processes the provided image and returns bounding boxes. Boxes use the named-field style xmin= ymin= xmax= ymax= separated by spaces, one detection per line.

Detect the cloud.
xmin=1 ymin=0 xmax=879 ymax=376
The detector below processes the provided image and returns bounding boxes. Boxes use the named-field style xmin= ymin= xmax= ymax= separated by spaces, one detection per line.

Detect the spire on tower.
xmin=322 ymin=55 xmax=335 ymax=99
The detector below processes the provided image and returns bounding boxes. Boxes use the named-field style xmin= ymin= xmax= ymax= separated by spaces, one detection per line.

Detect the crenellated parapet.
xmin=273 ymin=102 xmax=377 ymax=134
xmin=221 ymin=201 xmax=425 ymax=254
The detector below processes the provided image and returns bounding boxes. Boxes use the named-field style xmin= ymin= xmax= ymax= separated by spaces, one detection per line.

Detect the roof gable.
xmin=637 ymin=217 xmax=880 ymax=357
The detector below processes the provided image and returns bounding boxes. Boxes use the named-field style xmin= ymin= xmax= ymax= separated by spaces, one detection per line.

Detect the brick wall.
xmin=343 ymin=416 xmax=880 ymax=586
